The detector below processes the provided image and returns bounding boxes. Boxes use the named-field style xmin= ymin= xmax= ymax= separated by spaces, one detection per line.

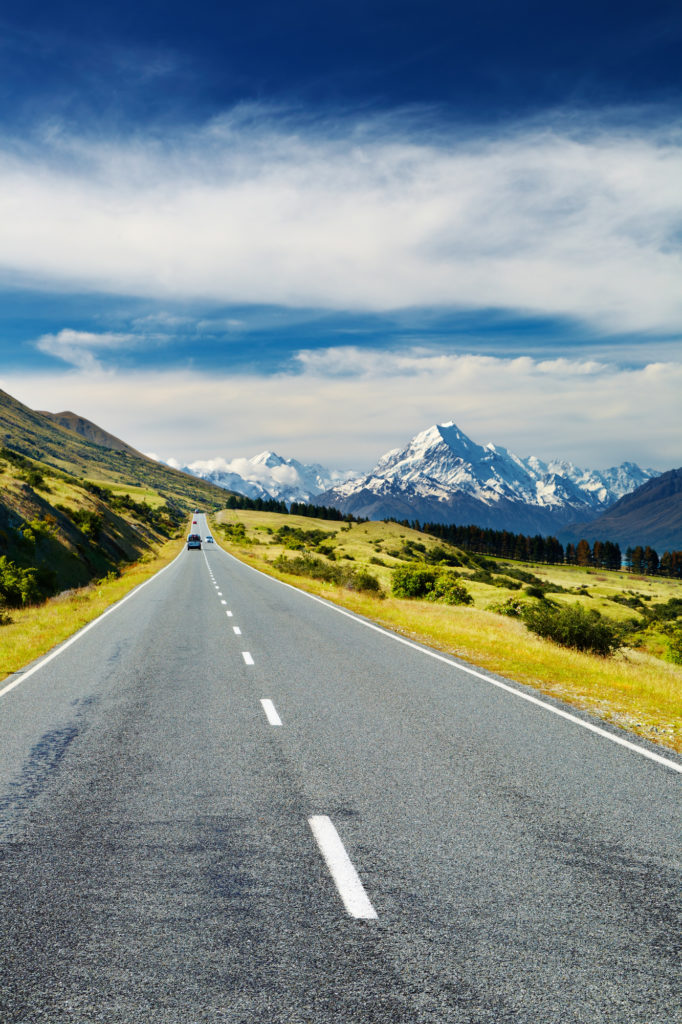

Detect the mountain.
xmin=180 ymin=451 xmax=355 ymax=504
xmin=562 ymin=468 xmax=682 ymax=552
xmin=316 ymin=421 xmax=659 ymax=535
xmin=0 ymin=388 xmax=231 ymax=510
xmin=38 ymin=410 xmax=143 ymax=457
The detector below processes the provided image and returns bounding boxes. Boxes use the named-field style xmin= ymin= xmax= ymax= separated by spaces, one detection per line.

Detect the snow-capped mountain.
xmin=178 ymin=451 xmax=355 ymax=504
xmin=315 ymin=421 xmax=659 ymax=533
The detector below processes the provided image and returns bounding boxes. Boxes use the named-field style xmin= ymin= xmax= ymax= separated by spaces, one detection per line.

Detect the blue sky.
xmin=0 ymin=1 xmax=680 ymax=470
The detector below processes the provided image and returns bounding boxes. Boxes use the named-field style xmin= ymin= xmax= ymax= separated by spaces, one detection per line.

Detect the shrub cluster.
xmin=0 ymin=555 xmax=41 ymax=608
xmin=521 ymin=602 xmax=622 ymax=656
xmin=273 ymin=553 xmax=382 ymax=596
xmin=391 ymin=564 xmax=472 ymax=606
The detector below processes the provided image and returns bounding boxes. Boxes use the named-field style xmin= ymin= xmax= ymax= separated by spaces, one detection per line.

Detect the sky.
xmin=0 ymin=0 xmax=680 ymax=472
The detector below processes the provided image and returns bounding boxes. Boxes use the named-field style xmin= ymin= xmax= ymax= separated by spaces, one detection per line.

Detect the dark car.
xmin=187 ymin=533 xmax=202 ymax=550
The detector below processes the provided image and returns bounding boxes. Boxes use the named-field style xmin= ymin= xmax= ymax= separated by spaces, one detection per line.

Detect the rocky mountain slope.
xmin=562 ymin=468 xmax=682 ymax=552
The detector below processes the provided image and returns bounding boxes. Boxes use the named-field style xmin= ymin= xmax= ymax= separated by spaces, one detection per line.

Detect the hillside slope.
xmin=38 ymin=410 xmax=144 ymax=457
xmin=0 ymin=388 xmax=229 ymax=509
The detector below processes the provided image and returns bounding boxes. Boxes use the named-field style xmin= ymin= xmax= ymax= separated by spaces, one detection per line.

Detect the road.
xmin=1 ymin=512 xmax=680 ymax=1023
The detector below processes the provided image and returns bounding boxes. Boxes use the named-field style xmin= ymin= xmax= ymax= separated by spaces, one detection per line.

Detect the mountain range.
xmin=174 ymin=452 xmax=356 ymax=504
xmin=182 ymin=420 xmax=660 ymax=537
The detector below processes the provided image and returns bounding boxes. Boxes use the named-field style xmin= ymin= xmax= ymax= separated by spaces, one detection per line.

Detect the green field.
xmin=211 ymin=509 xmax=682 ymax=754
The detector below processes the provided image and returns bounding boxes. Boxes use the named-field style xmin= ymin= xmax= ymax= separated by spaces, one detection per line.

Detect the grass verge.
xmin=0 ymin=536 xmax=183 ymax=682
xmin=211 ymin=511 xmax=682 ymax=755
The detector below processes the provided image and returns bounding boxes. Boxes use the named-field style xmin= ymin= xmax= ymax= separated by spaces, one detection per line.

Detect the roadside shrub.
xmin=490 ymin=597 xmax=527 ymax=618
xmin=428 ymin=574 xmax=473 ymax=606
xmin=662 ymin=623 xmax=682 ymax=665
xmin=392 ymin=564 xmax=439 ymax=598
xmin=0 ymin=555 xmax=40 ymax=607
xmin=524 ymin=585 xmax=546 ymax=599
xmin=273 ymin=554 xmax=383 ymax=596
xmin=392 ymin=564 xmax=472 ymax=605
xmin=521 ymin=602 xmax=621 ymax=656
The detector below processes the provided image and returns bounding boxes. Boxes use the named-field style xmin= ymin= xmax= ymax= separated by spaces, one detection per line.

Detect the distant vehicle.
xmin=205 ymin=536 xmax=214 ymax=543
xmin=187 ymin=533 xmax=202 ymax=550
xmin=192 ymin=519 xmax=197 ymax=524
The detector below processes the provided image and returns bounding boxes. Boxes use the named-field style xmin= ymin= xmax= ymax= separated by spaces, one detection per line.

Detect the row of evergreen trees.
xmin=384 ymin=517 xmax=681 ymax=578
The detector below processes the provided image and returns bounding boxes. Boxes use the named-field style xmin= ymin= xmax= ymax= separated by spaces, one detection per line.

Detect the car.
xmin=192 ymin=519 xmax=197 ymax=524
xmin=205 ymin=536 xmax=214 ymax=543
xmin=187 ymin=533 xmax=202 ymax=550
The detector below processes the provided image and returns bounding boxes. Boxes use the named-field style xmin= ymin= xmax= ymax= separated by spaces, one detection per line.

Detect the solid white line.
xmin=260 ymin=698 xmax=282 ymax=726
xmin=216 ymin=548 xmax=682 ymax=775
xmin=309 ymin=816 xmax=377 ymax=919
xmin=233 ymin=626 xmax=242 ymax=635
xmin=226 ymin=610 xmax=233 ymax=617
xmin=0 ymin=547 xmax=186 ymax=701
xmin=242 ymin=651 xmax=254 ymax=665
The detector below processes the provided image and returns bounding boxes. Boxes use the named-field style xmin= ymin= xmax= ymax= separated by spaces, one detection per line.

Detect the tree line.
xmin=383 ymin=517 xmax=682 ymax=578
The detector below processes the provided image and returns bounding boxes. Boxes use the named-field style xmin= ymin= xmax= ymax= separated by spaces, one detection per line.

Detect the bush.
xmin=391 ymin=564 xmax=472 ymax=605
xmin=490 ymin=597 xmax=527 ymax=618
xmin=662 ymin=623 xmax=682 ymax=665
xmin=428 ymin=574 xmax=473 ymax=605
xmin=521 ymin=602 xmax=621 ymax=656
xmin=391 ymin=564 xmax=439 ymax=598
xmin=273 ymin=554 xmax=383 ymax=596
xmin=0 ymin=555 xmax=41 ymax=607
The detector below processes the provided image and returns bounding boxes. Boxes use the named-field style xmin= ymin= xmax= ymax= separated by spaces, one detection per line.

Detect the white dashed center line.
xmin=260 ymin=699 xmax=282 ymax=726
xmin=221 ymin=600 xmax=227 ymax=605
xmin=308 ymin=816 xmax=377 ymax=920
xmin=242 ymin=652 xmax=254 ymax=665
xmin=233 ymin=626 xmax=242 ymax=635
xmin=226 ymin=610 xmax=233 ymax=617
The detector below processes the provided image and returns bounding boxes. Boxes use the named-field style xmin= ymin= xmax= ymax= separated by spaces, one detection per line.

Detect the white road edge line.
xmin=260 ymin=698 xmax=282 ymax=726
xmin=0 ymin=547 xmax=186 ymax=700
xmin=242 ymin=651 xmax=254 ymax=665
xmin=309 ymin=815 xmax=377 ymax=919
xmin=217 ymin=548 xmax=682 ymax=775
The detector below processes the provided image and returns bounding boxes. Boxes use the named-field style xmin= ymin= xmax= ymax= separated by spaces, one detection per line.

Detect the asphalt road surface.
xmin=1 ymin=513 xmax=680 ymax=1023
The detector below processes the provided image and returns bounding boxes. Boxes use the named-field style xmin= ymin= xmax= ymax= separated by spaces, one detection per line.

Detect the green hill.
xmin=0 ymin=387 xmax=231 ymax=601
xmin=0 ymin=387 xmax=229 ymax=509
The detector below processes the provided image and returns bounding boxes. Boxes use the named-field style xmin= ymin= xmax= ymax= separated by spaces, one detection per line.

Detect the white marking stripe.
xmin=217 ymin=549 xmax=682 ymax=775
xmin=233 ymin=626 xmax=241 ymax=635
xmin=221 ymin=600 xmax=227 ymax=605
xmin=217 ymin=592 xmax=223 ymax=596
xmin=226 ymin=610 xmax=233 ymax=617
xmin=260 ymin=699 xmax=282 ymax=726
xmin=242 ymin=652 xmax=254 ymax=665
xmin=309 ymin=816 xmax=377 ymax=919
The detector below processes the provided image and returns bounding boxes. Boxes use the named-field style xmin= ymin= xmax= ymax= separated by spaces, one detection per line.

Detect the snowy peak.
xmin=318 ymin=419 xmax=660 ymax=531
xmin=178 ymin=450 xmax=356 ymax=503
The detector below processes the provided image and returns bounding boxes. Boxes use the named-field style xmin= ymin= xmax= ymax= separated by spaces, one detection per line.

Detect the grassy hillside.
xmin=0 ymin=385 xmax=235 ymax=611
xmin=211 ymin=509 xmax=682 ymax=753
xmin=0 ymin=387 xmax=229 ymax=509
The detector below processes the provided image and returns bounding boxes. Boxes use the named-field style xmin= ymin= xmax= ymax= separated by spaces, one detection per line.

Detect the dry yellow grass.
xmin=212 ymin=509 xmax=682 ymax=754
xmin=0 ymin=536 xmax=183 ymax=681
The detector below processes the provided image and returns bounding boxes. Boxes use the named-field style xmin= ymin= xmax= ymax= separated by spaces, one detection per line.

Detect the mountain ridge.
xmin=315 ymin=420 xmax=660 ymax=536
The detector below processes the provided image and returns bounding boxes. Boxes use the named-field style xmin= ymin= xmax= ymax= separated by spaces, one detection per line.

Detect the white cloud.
xmin=4 ymin=347 xmax=681 ymax=471
xmin=0 ymin=112 xmax=680 ymax=332
xmin=36 ymin=328 xmax=135 ymax=370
